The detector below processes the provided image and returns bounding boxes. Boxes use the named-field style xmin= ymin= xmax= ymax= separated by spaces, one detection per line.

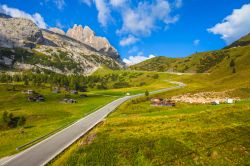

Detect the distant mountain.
xmin=66 ymin=25 xmax=119 ymax=60
xmin=130 ymin=51 xmax=227 ymax=73
xmin=131 ymin=33 xmax=250 ymax=74
xmin=0 ymin=14 xmax=124 ymax=75
xmin=130 ymin=56 xmax=178 ymax=72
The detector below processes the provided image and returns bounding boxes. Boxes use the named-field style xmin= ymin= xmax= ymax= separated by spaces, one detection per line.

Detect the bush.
xmin=96 ymin=83 xmax=108 ymax=90
xmin=2 ymin=111 xmax=26 ymax=128
xmin=139 ymin=82 xmax=146 ymax=86
xmin=131 ymin=97 xmax=148 ymax=104
xmin=113 ymin=82 xmax=130 ymax=89
xmin=232 ymin=67 xmax=236 ymax=73
xmin=17 ymin=116 xmax=26 ymax=126
xmin=230 ymin=59 xmax=235 ymax=67
xmin=152 ymin=74 xmax=159 ymax=79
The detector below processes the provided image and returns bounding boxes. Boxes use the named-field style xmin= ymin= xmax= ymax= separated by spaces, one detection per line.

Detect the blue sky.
xmin=0 ymin=0 xmax=250 ymax=65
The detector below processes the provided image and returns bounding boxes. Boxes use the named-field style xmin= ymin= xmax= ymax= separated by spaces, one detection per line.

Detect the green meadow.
xmin=51 ymin=95 xmax=250 ymax=166
xmin=51 ymin=61 xmax=250 ymax=166
xmin=0 ymin=71 xmax=174 ymax=158
xmin=0 ymin=83 xmax=118 ymax=158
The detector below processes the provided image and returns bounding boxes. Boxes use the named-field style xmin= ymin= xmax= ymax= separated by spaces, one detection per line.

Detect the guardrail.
xmin=15 ymin=102 xmax=114 ymax=151
xmin=16 ymin=121 xmax=74 ymax=151
xmin=15 ymin=82 xmax=184 ymax=151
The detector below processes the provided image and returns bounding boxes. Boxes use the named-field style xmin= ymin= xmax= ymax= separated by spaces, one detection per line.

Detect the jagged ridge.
xmin=0 ymin=14 xmax=124 ymax=75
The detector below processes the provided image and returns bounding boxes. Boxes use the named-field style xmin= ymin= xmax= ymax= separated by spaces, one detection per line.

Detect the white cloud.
xmin=123 ymin=54 xmax=156 ymax=66
xmin=193 ymin=39 xmax=200 ymax=46
xmin=128 ymin=46 xmax=138 ymax=54
xmin=93 ymin=0 xmax=111 ymax=27
xmin=82 ymin=0 xmax=180 ymax=36
xmin=208 ymin=3 xmax=250 ymax=44
xmin=120 ymin=35 xmax=139 ymax=46
xmin=0 ymin=4 xmax=47 ymax=29
xmin=118 ymin=0 xmax=179 ymax=36
xmin=80 ymin=0 xmax=111 ymax=27
xmin=110 ymin=0 xmax=127 ymax=7
xmin=174 ymin=0 xmax=182 ymax=8
xmin=54 ymin=0 xmax=66 ymax=10
xmin=55 ymin=20 xmax=65 ymax=29
xmin=81 ymin=0 xmax=92 ymax=6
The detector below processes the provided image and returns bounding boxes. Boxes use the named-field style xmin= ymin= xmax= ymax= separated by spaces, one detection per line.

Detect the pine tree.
xmin=232 ymin=67 xmax=236 ymax=73
xmin=145 ymin=90 xmax=149 ymax=98
xmin=230 ymin=59 xmax=235 ymax=67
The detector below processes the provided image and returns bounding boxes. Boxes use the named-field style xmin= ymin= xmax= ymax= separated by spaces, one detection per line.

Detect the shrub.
xmin=17 ymin=116 xmax=26 ymax=126
xmin=230 ymin=59 xmax=235 ymax=67
xmin=232 ymin=67 xmax=236 ymax=73
xmin=139 ymin=82 xmax=146 ymax=86
xmin=152 ymin=74 xmax=159 ymax=79
xmin=2 ymin=112 xmax=26 ymax=128
xmin=113 ymin=82 xmax=130 ymax=89
xmin=131 ymin=97 xmax=147 ymax=104
xmin=145 ymin=90 xmax=149 ymax=97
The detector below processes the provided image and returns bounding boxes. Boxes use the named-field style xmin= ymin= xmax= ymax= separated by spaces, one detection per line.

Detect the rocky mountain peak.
xmin=49 ymin=27 xmax=65 ymax=35
xmin=66 ymin=24 xmax=119 ymax=59
xmin=83 ymin=26 xmax=96 ymax=38
xmin=0 ymin=16 xmax=44 ymax=48
xmin=0 ymin=15 xmax=124 ymax=74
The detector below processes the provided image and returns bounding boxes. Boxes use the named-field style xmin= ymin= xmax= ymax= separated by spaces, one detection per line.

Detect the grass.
xmin=50 ymin=63 xmax=250 ymax=165
xmin=0 ymin=83 xmax=118 ymax=158
xmin=130 ymin=42 xmax=250 ymax=74
xmin=0 ymin=71 xmax=175 ymax=158
xmin=51 ymin=97 xmax=250 ymax=166
xmin=90 ymin=69 xmax=177 ymax=96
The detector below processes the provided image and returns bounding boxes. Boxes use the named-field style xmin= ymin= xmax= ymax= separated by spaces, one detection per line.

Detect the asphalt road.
xmin=2 ymin=81 xmax=185 ymax=166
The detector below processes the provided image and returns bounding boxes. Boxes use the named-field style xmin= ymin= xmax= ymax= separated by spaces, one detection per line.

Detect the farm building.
xmin=226 ymin=99 xmax=234 ymax=104
xmin=71 ymin=90 xmax=78 ymax=94
xmin=211 ymin=100 xmax=220 ymax=105
xmin=23 ymin=90 xmax=34 ymax=95
xmin=63 ymin=98 xmax=77 ymax=103
xmin=28 ymin=95 xmax=45 ymax=102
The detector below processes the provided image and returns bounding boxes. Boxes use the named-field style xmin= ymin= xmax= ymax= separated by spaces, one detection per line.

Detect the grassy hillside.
xmin=130 ymin=50 xmax=228 ymax=73
xmin=0 ymin=70 xmax=176 ymax=157
xmin=51 ymin=69 xmax=250 ymax=165
xmin=51 ymin=44 xmax=250 ymax=165
xmin=225 ymin=33 xmax=250 ymax=49
xmin=130 ymin=56 xmax=178 ymax=72
xmin=51 ymin=99 xmax=250 ymax=166
xmin=0 ymin=84 xmax=117 ymax=157
xmin=130 ymin=33 xmax=250 ymax=74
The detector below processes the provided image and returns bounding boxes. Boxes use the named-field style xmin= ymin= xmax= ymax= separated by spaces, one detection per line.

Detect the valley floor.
xmin=0 ymin=71 xmax=174 ymax=158
xmin=51 ymin=93 xmax=250 ymax=166
xmin=1 ymin=69 xmax=250 ymax=165
xmin=50 ymin=72 xmax=250 ymax=166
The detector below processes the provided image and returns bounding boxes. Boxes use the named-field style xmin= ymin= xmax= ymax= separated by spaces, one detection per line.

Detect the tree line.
xmin=0 ymin=72 xmax=142 ymax=90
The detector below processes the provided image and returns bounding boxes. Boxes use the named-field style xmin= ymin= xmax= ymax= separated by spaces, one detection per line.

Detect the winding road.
xmin=1 ymin=81 xmax=185 ymax=166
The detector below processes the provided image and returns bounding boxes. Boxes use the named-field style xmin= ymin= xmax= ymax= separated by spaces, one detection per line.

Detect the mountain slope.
xmin=130 ymin=50 xmax=228 ymax=73
xmin=131 ymin=33 xmax=250 ymax=74
xmin=130 ymin=56 xmax=178 ymax=72
xmin=225 ymin=33 xmax=250 ymax=49
xmin=0 ymin=15 xmax=124 ymax=75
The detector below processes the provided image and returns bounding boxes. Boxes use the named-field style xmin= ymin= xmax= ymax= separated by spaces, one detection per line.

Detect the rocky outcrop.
xmin=0 ymin=55 xmax=14 ymax=67
xmin=0 ymin=17 xmax=44 ymax=48
xmin=49 ymin=27 xmax=65 ymax=35
xmin=0 ymin=14 xmax=124 ymax=75
xmin=66 ymin=25 xmax=119 ymax=59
